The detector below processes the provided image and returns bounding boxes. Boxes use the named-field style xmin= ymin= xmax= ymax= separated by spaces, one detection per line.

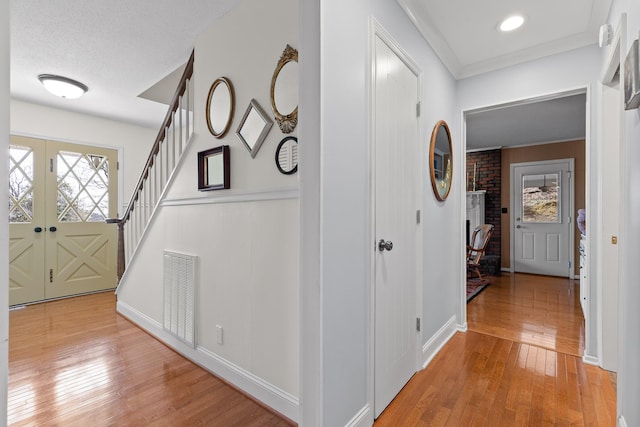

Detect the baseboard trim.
xmin=582 ymin=353 xmax=600 ymax=366
xmin=500 ymin=267 xmax=512 ymax=273
xmin=422 ymin=315 xmax=457 ymax=369
xmin=345 ymin=404 xmax=371 ymax=427
xmin=457 ymin=322 xmax=468 ymax=332
xmin=619 ymin=415 xmax=628 ymax=427
xmin=116 ymin=300 xmax=299 ymax=422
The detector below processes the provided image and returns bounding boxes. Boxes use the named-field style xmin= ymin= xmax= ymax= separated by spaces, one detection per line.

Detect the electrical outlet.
xmin=216 ymin=325 xmax=223 ymax=345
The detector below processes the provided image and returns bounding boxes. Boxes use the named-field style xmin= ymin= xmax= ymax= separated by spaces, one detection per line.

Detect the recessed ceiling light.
xmin=38 ymin=74 xmax=88 ymax=99
xmin=499 ymin=15 xmax=525 ymax=32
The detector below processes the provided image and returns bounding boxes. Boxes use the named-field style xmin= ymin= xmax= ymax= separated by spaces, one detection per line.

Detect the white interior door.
xmin=373 ymin=34 xmax=419 ymax=418
xmin=513 ymin=160 xmax=573 ymax=277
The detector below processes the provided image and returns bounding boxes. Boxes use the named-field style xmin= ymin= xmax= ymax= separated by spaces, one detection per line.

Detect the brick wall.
xmin=466 ymin=149 xmax=501 ymax=257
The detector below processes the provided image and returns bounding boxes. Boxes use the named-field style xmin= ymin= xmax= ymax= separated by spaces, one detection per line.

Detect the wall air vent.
xmin=163 ymin=251 xmax=197 ymax=348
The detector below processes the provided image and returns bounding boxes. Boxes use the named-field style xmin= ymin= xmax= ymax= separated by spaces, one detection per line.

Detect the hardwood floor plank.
xmin=8 ymin=292 xmax=294 ymax=427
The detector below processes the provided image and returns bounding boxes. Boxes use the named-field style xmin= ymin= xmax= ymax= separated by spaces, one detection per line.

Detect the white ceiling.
xmin=10 ymin=0 xmax=607 ymax=147
xmin=466 ymin=94 xmax=587 ymax=150
xmin=397 ymin=0 xmax=612 ymax=79
xmin=10 ymin=0 xmax=241 ymax=129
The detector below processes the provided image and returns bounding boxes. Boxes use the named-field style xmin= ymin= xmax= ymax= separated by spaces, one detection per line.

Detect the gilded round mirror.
xmin=270 ymin=45 xmax=298 ymax=134
xmin=429 ymin=120 xmax=453 ymax=201
xmin=206 ymin=77 xmax=235 ymax=138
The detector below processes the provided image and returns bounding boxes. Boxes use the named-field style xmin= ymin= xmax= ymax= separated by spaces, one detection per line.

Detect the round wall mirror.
xmin=275 ymin=136 xmax=298 ymax=175
xmin=206 ymin=77 xmax=235 ymax=138
xmin=270 ymin=45 xmax=298 ymax=134
xmin=429 ymin=120 xmax=453 ymax=201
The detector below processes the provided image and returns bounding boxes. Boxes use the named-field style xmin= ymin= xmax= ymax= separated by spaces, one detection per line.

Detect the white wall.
xmin=116 ymin=0 xmax=300 ymax=421
xmin=300 ymin=0 xmax=459 ymax=425
xmin=456 ymin=45 xmax=602 ymax=360
xmin=606 ymin=1 xmax=640 ymax=426
xmin=10 ymin=100 xmax=157 ymax=213
xmin=0 ymin=0 xmax=9 ymax=424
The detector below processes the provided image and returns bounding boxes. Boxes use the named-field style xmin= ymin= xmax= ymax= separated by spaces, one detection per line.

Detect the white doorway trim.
xmin=509 ymin=158 xmax=575 ymax=278
xmin=368 ymin=17 xmax=423 ymax=421
xmin=460 ymin=84 xmax=593 ymax=361
xmin=597 ymin=13 xmax=626 ymax=377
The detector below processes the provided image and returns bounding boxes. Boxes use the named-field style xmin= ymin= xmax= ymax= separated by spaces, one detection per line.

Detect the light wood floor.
xmin=8 ymin=274 xmax=616 ymax=426
xmin=468 ymin=273 xmax=585 ymax=356
xmin=375 ymin=273 xmax=616 ymax=426
xmin=8 ymin=292 xmax=294 ymax=426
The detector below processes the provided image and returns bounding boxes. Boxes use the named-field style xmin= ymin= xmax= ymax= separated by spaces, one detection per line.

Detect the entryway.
xmin=9 ymin=135 xmax=118 ymax=306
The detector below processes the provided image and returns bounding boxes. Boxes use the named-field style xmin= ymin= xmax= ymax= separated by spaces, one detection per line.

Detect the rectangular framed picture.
xmin=198 ymin=145 xmax=230 ymax=191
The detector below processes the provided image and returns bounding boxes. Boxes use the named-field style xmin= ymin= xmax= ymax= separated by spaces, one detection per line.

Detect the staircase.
xmin=108 ymin=51 xmax=194 ymax=288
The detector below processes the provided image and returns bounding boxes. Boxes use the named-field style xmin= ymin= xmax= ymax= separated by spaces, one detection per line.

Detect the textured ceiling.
xmin=10 ymin=0 xmax=241 ymax=129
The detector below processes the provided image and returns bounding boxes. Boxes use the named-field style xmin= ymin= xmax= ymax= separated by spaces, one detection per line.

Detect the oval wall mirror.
xmin=429 ymin=120 xmax=453 ymax=201
xmin=275 ymin=136 xmax=298 ymax=175
xmin=270 ymin=45 xmax=298 ymax=134
xmin=206 ymin=77 xmax=235 ymax=138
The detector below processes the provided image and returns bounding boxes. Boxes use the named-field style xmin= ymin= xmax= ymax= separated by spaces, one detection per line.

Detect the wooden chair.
xmin=467 ymin=224 xmax=495 ymax=281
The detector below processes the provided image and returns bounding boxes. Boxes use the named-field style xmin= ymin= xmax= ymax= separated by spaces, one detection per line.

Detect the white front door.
xmin=373 ymin=34 xmax=419 ymax=418
xmin=513 ymin=160 xmax=573 ymax=277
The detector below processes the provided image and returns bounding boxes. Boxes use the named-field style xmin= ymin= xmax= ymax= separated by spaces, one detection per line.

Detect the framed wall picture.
xmin=198 ymin=145 xmax=230 ymax=191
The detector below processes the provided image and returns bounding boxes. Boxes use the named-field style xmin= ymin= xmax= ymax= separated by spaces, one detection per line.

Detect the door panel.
xmin=46 ymin=140 xmax=118 ymax=299
xmin=374 ymin=35 xmax=419 ymax=418
xmin=513 ymin=161 xmax=572 ymax=277
xmin=9 ymin=137 xmax=46 ymax=305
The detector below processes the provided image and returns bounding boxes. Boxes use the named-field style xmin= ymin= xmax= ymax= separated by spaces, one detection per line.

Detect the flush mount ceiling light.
xmin=38 ymin=74 xmax=88 ymax=99
xmin=499 ymin=15 xmax=525 ymax=32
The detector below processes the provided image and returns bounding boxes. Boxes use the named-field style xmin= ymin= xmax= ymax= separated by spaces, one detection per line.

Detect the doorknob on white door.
xmin=378 ymin=239 xmax=393 ymax=252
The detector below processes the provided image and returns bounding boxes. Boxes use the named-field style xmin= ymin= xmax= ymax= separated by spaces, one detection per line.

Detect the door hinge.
xmin=416 ymin=317 xmax=421 ymax=332
xmin=49 ymin=158 xmax=53 ymax=173
xmin=416 ymin=210 xmax=421 ymax=224
xmin=416 ymin=102 xmax=421 ymax=118
xmin=117 ymin=161 xmax=120 ymax=170
xmin=568 ymin=261 xmax=572 ymax=269
xmin=568 ymin=215 xmax=572 ymax=223
xmin=49 ymin=268 xmax=53 ymax=283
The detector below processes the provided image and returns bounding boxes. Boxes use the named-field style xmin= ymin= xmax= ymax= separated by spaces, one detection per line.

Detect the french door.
xmin=9 ymin=136 xmax=118 ymax=306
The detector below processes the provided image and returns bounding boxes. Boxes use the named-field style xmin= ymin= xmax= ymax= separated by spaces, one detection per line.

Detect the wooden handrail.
xmin=120 ymin=50 xmax=194 ymax=224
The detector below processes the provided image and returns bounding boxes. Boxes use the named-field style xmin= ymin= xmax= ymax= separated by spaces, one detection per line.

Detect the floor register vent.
xmin=163 ymin=251 xmax=197 ymax=348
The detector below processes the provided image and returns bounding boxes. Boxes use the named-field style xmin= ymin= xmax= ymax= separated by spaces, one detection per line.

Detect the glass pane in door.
xmin=57 ymin=151 xmax=109 ymax=222
xmin=9 ymin=145 xmax=34 ymax=223
xmin=522 ymin=173 xmax=560 ymax=223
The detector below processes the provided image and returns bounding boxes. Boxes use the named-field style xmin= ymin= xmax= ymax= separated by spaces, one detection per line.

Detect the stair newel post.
xmin=106 ymin=218 xmax=126 ymax=283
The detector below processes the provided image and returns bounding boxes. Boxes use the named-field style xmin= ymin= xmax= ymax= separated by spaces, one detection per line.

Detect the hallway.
xmin=375 ymin=273 xmax=616 ymax=426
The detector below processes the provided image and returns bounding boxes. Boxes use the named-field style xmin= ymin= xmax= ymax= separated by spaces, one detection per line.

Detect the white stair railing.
xmin=108 ymin=51 xmax=194 ymax=285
